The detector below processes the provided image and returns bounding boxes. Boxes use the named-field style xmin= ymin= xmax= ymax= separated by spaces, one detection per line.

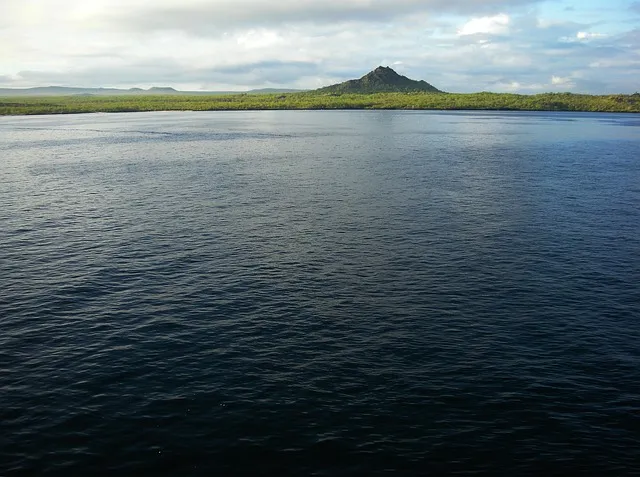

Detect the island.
xmin=1 ymin=67 xmax=638 ymax=115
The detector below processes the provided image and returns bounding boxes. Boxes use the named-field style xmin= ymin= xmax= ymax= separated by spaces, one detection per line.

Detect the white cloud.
xmin=576 ymin=31 xmax=606 ymax=40
xmin=560 ymin=31 xmax=608 ymax=42
xmin=497 ymin=80 xmax=545 ymax=91
xmin=590 ymin=59 xmax=640 ymax=68
xmin=458 ymin=14 xmax=509 ymax=36
xmin=495 ymin=75 xmax=577 ymax=92
xmin=551 ymin=75 xmax=575 ymax=88
xmin=236 ymin=29 xmax=285 ymax=49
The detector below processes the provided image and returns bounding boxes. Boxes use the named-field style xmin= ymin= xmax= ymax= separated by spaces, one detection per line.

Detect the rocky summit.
xmin=316 ymin=66 xmax=443 ymax=94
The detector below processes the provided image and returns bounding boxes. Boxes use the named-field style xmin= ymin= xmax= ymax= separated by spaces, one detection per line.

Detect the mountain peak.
xmin=373 ymin=65 xmax=394 ymax=74
xmin=316 ymin=67 xmax=443 ymax=94
xmin=365 ymin=66 xmax=402 ymax=79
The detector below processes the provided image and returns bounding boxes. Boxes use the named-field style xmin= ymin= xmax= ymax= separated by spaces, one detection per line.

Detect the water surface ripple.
xmin=1 ymin=111 xmax=639 ymax=476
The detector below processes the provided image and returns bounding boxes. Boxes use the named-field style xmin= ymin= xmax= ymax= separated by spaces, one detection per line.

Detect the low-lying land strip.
xmin=1 ymin=92 xmax=639 ymax=115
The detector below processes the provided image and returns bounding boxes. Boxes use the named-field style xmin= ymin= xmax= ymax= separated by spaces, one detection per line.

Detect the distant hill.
xmin=0 ymin=86 xmax=180 ymax=96
xmin=146 ymin=87 xmax=178 ymax=94
xmin=316 ymin=66 xmax=443 ymax=94
xmin=0 ymin=86 xmax=306 ymax=96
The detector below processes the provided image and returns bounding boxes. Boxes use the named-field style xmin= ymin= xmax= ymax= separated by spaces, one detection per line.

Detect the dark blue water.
xmin=1 ymin=110 xmax=639 ymax=476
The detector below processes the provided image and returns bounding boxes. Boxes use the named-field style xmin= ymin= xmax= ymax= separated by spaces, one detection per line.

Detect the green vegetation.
xmin=1 ymin=91 xmax=639 ymax=115
xmin=2 ymin=67 xmax=638 ymax=115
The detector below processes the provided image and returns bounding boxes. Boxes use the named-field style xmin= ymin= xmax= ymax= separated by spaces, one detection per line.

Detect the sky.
xmin=0 ymin=0 xmax=638 ymax=93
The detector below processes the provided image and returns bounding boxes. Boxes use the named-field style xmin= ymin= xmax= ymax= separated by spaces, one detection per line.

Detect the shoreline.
xmin=3 ymin=108 xmax=640 ymax=118
xmin=2 ymin=92 xmax=639 ymax=116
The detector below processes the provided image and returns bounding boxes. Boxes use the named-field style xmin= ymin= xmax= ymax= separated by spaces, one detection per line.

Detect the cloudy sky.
xmin=1 ymin=0 xmax=639 ymax=93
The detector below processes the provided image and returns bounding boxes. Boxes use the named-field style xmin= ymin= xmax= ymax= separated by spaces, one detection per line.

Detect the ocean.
xmin=1 ymin=110 xmax=639 ymax=475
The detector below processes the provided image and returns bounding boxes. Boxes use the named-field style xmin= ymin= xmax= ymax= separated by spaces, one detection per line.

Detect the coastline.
xmin=2 ymin=92 xmax=639 ymax=116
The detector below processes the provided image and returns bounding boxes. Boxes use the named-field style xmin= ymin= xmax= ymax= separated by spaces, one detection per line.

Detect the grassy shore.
xmin=1 ymin=91 xmax=639 ymax=115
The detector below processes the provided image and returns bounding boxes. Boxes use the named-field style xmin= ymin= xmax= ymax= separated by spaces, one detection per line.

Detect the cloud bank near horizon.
xmin=1 ymin=0 xmax=638 ymax=93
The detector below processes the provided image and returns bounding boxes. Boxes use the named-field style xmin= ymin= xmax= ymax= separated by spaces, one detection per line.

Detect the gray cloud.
xmin=209 ymin=60 xmax=321 ymax=85
xmin=395 ymin=14 xmax=640 ymax=94
xmin=7 ymin=66 xmax=187 ymax=88
xmin=5 ymin=60 xmax=323 ymax=89
xmin=620 ymin=28 xmax=640 ymax=45
xmin=1 ymin=1 xmax=638 ymax=93
xmin=102 ymin=0 xmax=542 ymax=34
